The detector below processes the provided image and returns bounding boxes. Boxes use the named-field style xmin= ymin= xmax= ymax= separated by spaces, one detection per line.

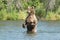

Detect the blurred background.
xmin=0 ymin=0 xmax=60 ymax=20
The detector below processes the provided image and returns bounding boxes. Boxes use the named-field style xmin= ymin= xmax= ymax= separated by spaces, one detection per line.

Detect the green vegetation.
xmin=0 ymin=10 xmax=27 ymax=20
xmin=0 ymin=0 xmax=60 ymax=20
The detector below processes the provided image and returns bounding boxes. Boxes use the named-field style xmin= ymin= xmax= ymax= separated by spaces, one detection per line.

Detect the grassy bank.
xmin=0 ymin=10 xmax=27 ymax=20
xmin=0 ymin=8 xmax=60 ymax=21
xmin=46 ymin=7 xmax=60 ymax=21
xmin=46 ymin=12 xmax=60 ymax=21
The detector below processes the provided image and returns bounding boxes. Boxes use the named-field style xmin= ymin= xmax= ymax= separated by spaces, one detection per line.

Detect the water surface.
xmin=0 ymin=20 xmax=60 ymax=40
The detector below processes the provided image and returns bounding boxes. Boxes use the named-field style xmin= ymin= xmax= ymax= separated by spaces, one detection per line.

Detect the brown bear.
xmin=22 ymin=6 xmax=38 ymax=33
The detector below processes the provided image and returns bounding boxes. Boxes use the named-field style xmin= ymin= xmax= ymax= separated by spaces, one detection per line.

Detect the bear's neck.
xmin=28 ymin=13 xmax=35 ymax=16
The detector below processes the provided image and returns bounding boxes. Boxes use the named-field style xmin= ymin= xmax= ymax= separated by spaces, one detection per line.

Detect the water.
xmin=0 ymin=20 xmax=60 ymax=40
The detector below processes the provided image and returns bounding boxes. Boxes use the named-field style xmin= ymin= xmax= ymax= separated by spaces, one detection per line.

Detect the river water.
xmin=0 ymin=20 xmax=60 ymax=40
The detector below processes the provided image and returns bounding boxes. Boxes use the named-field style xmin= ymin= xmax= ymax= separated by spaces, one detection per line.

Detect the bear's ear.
xmin=31 ymin=6 xmax=35 ymax=14
xmin=31 ymin=6 xmax=34 ymax=9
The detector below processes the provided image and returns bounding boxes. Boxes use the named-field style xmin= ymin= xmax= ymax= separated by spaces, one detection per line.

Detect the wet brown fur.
xmin=22 ymin=6 xmax=38 ymax=33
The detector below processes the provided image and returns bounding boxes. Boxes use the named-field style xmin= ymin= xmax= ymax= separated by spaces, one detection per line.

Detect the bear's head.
xmin=27 ymin=6 xmax=35 ymax=15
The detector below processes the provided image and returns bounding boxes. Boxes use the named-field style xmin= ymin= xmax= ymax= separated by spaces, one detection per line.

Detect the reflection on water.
xmin=0 ymin=20 xmax=60 ymax=40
